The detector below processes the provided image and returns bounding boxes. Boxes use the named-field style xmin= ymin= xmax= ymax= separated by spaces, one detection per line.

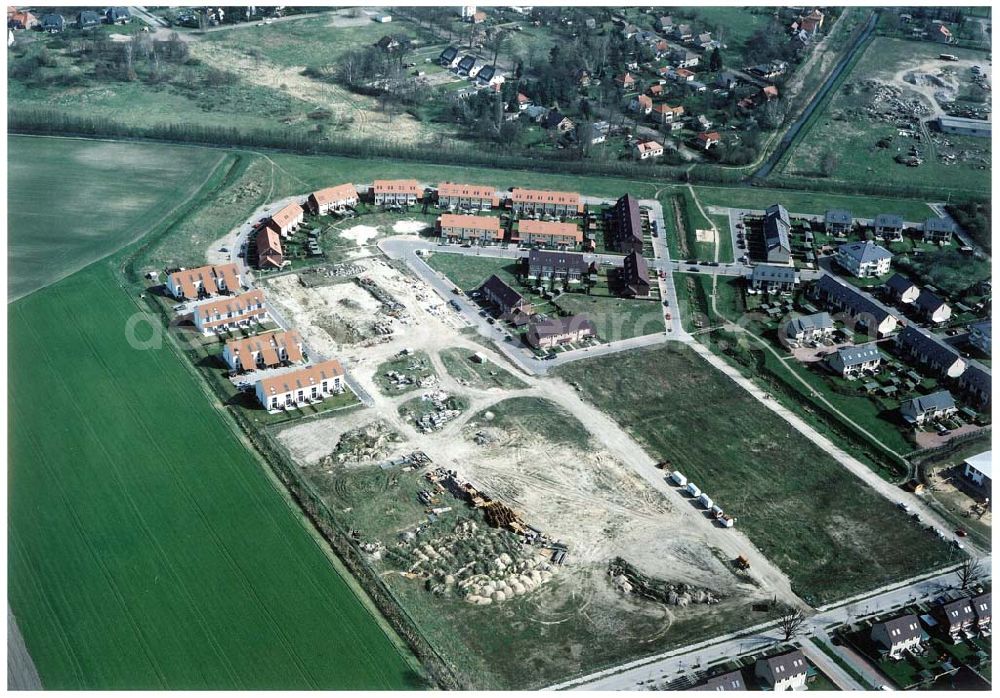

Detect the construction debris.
xmin=322 ymin=421 xmax=402 ymax=465
xmin=608 ymin=557 xmax=722 ymax=606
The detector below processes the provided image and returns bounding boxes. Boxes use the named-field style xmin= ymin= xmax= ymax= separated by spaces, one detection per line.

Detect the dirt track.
xmin=8 ymin=606 xmax=42 ymax=690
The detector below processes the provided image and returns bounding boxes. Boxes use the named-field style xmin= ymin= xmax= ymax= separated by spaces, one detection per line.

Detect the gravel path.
xmin=8 ymin=606 xmax=42 ymax=690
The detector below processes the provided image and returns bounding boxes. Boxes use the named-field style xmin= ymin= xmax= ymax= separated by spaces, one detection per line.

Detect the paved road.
xmin=554 ymin=560 xmax=988 ymax=690
xmin=130 ymin=5 xmax=169 ymax=28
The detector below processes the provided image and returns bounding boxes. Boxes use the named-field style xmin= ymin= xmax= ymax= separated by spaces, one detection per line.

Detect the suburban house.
xmin=958 ymin=363 xmax=991 ymax=409
xmin=167 ymin=263 xmax=243 ymax=301
xmin=696 ymin=132 xmax=721 ymax=150
xmin=635 ymin=141 xmax=664 ymax=159
xmin=7 ymin=9 xmax=39 ymax=29
xmin=40 ymin=13 xmax=64 ymax=32
xmin=834 ymin=241 xmax=892 ymax=278
xmin=106 ymin=6 xmax=131 ymax=24
xmin=824 ymin=209 xmax=853 ymax=235
xmin=914 ymin=289 xmax=952 ymax=324
xmin=872 ymin=213 xmax=905 ymax=241
xmin=754 ymin=649 xmax=809 ymax=691
xmin=524 ymin=249 xmax=593 ymax=284
xmin=673 ymin=23 xmax=693 ymax=41
xmin=899 ymin=390 xmax=957 ymax=426
xmin=223 ymin=330 xmax=304 ymax=373
xmin=526 ymin=315 xmax=596 ymax=349
xmin=671 ymin=47 xmax=699 ymax=68
xmin=651 ymin=103 xmax=685 ymax=124
xmin=936 ymin=598 xmax=976 ymax=640
xmin=543 ymin=110 xmax=575 ymax=132
xmin=510 ymin=188 xmax=582 ymax=216
xmin=518 ymin=219 xmax=582 ymax=248
xmin=516 ymin=92 xmax=532 ymax=110
xmin=927 ymin=22 xmax=954 ymax=43
xmin=969 ymin=321 xmax=991 ymax=355
xmin=307 ymin=183 xmax=358 ymax=214
xmin=648 ymin=83 xmax=664 ymax=98
xmin=812 ymin=275 xmax=900 ymax=336
xmin=716 ymin=71 xmax=741 ymax=90
xmin=264 ymin=201 xmax=304 ymax=237
xmin=963 ymin=450 xmax=992 ymax=489
xmin=192 ymin=290 xmax=267 ymax=335
xmin=438 ymin=214 xmax=503 ymax=245
xmin=439 ymin=45 xmax=459 ymax=66
xmin=631 ymin=94 xmax=653 ymax=115
xmin=254 ymin=359 xmax=345 ymax=411
xmin=456 ymin=54 xmax=476 ymax=74
xmin=923 ymin=217 xmax=955 ymax=244
xmin=437 ymin=182 xmax=499 ymax=210
xmin=885 ymin=273 xmax=920 ymax=304
xmin=871 ymin=614 xmax=924 ymax=659
xmin=77 ymin=10 xmax=102 ymax=27
xmin=785 ymin=312 xmax=835 ymax=345
xmin=475 ymin=64 xmax=501 ymax=86
xmin=256 ymin=227 xmax=284 ymax=269
xmin=692 ymin=670 xmax=746 ymax=691
xmin=587 ymin=121 xmax=610 ymax=144
xmin=373 ymin=179 xmax=421 ymax=206
xmin=762 ymin=85 xmax=779 ymax=100
xmin=895 ymin=326 xmax=967 ymax=379
xmin=763 ymin=204 xmax=792 ymax=264
xmin=659 ymin=15 xmax=674 ymax=32
xmin=480 ymin=274 xmax=533 ymax=318
xmin=695 ymin=114 xmax=712 ymax=131
xmin=615 ymin=72 xmax=637 ymax=89
xmin=826 ymin=343 xmax=883 ymax=379
xmin=748 ymin=265 xmax=800 ymax=293
xmin=972 ymin=593 xmax=991 ymax=634
xmin=573 ymin=68 xmax=592 ymax=87
xmin=673 ymin=67 xmax=695 ymax=82
xmin=620 ymin=251 xmax=651 ymax=298
xmin=607 ymin=194 xmax=644 ymax=254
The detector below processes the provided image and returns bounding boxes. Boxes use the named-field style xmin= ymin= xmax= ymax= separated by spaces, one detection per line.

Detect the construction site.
xmin=264 ymin=236 xmax=793 ymax=688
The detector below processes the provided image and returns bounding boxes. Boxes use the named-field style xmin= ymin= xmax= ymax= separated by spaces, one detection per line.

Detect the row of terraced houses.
xmin=165 ymin=262 xmax=347 ymax=412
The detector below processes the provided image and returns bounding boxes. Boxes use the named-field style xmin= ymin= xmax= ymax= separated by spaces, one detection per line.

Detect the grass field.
xmin=423 ymin=253 xmax=518 ymax=292
xmin=557 ymin=344 xmax=955 ymax=605
xmin=439 ymin=348 xmax=528 ymax=390
xmin=473 ymin=397 xmax=592 ymax=447
xmin=780 ymin=37 xmax=991 ymax=194
xmin=7 ymin=136 xmax=226 ymax=300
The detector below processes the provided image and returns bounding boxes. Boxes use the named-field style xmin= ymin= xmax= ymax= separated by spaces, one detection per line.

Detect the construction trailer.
xmin=686 ymin=482 xmax=701 ymax=498
xmin=670 ymin=470 xmax=688 ymax=486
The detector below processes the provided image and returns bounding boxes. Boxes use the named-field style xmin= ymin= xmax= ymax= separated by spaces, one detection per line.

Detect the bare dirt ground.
xmin=267 ymin=243 xmax=806 ymax=628
xmin=889 ymin=58 xmax=991 ymax=119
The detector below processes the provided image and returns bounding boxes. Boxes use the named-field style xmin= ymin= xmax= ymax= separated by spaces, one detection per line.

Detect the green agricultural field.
xmin=7 ymin=136 xmax=226 ymax=300
xmin=439 ymin=348 xmax=528 ymax=390
xmin=558 ymin=344 xmax=955 ymax=605
xmin=8 ymin=262 xmax=423 ymax=689
xmin=780 ymin=37 xmax=991 ymax=194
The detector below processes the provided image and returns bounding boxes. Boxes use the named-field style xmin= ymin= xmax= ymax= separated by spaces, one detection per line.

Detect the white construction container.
xmin=685 ymin=482 xmax=701 ymax=498
xmin=720 ymin=515 xmax=735 ymax=528
xmin=670 ymin=471 xmax=688 ymax=487
xmin=710 ymin=505 xmax=724 ymax=518
xmin=698 ymin=493 xmax=714 ymax=509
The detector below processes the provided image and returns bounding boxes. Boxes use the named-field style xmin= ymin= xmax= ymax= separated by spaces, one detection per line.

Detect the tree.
xmin=957 ymin=557 xmax=984 ymax=590
xmin=709 ymin=47 xmax=722 ymax=72
xmin=776 ymin=606 xmax=807 ymax=641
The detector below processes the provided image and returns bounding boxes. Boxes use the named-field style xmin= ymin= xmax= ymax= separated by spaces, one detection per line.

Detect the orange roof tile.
xmin=310 ymin=183 xmax=357 ymax=206
xmin=511 ymin=188 xmax=581 ymax=207
xmin=269 ymin=202 xmax=303 ymax=230
xmin=439 ymin=214 xmax=502 ymax=234
xmin=168 ymin=263 xmax=242 ymax=299
xmin=437 ymin=182 xmax=498 ymax=200
xmin=257 ymin=359 xmax=345 ymax=397
xmin=225 ymin=330 xmax=303 ymax=371
xmin=373 ymin=179 xmax=421 ymax=195
xmin=518 ymin=219 xmax=582 ymax=242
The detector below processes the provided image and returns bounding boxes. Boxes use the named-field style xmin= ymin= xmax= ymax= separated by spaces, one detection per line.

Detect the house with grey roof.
xmin=885 ymin=273 xmax=920 ymax=304
xmin=969 ymin=321 xmax=991 ymax=356
xmin=748 ymin=264 xmax=800 ymax=293
xmin=871 ymin=613 xmax=924 ymax=658
xmin=620 ymin=251 xmax=650 ymax=298
xmin=525 ymin=249 xmax=593 ymax=284
xmin=40 ymin=13 xmax=64 ymax=32
xmin=963 ymin=450 xmax=991 ymax=489
xmin=923 ymin=217 xmax=955 ymax=244
xmin=763 ymin=204 xmax=792 ymax=264
xmin=914 ymin=289 xmax=952 ymax=324
xmin=77 ymin=10 xmax=102 ymax=27
xmin=824 ymin=209 xmax=853 ymax=236
xmin=872 ymin=213 xmax=905 ymax=241
xmin=754 ymin=649 xmax=808 ymax=691
xmin=895 ymin=326 xmax=967 ymax=379
xmin=972 ymin=592 xmax=991 ymax=634
xmin=937 ymin=598 xmax=976 ymax=639
xmin=899 ymin=390 xmax=957 ymax=426
xmin=827 ymin=343 xmax=882 ymax=378
xmin=834 ymin=241 xmax=892 ymax=278
xmin=958 ymin=363 xmax=991 ymax=409
xmin=607 ymin=194 xmax=644 ymax=254
xmin=785 ymin=312 xmax=834 ymax=345
xmin=480 ymin=274 xmax=532 ymax=318
xmin=693 ymin=669 xmax=746 ymax=691
xmin=812 ymin=275 xmax=900 ymax=337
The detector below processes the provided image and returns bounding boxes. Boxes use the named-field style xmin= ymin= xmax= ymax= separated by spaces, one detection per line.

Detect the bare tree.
xmin=776 ymin=606 xmax=807 ymax=641
xmin=957 ymin=557 xmax=983 ymax=590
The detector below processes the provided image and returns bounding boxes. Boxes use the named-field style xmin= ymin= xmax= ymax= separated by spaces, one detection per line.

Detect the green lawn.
xmin=555 ymin=292 xmax=666 ymax=341
xmin=557 ymin=344 xmax=955 ymax=605
xmin=439 ymin=348 xmax=528 ymax=390
xmin=373 ymin=351 xmax=437 ymax=395
xmin=8 ymin=135 xmax=226 ymax=300
xmin=8 ymin=263 xmax=422 ymax=689
xmin=423 ymin=252 xmax=518 ymax=292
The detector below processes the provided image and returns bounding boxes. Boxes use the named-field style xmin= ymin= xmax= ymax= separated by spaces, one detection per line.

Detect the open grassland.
xmin=693 ymin=183 xmax=936 ymax=220
xmin=424 ymin=253 xmax=518 ymax=292
xmin=439 ymin=348 xmax=528 ymax=390
xmin=557 ymin=344 xmax=955 ymax=606
xmin=7 ymin=136 xmax=225 ymax=301
xmin=8 ymin=143 xmax=422 ymax=689
xmin=781 ymin=37 xmax=991 ymax=194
